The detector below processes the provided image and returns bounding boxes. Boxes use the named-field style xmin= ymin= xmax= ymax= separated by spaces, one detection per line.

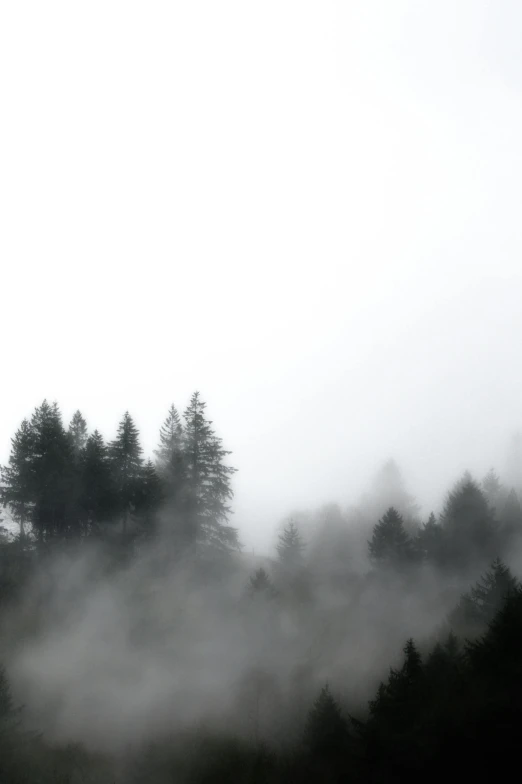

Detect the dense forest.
xmin=1 ymin=396 xmax=522 ymax=782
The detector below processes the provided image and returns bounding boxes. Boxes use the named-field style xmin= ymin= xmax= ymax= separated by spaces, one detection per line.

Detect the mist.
xmin=1 ymin=1 xmax=522 ymax=781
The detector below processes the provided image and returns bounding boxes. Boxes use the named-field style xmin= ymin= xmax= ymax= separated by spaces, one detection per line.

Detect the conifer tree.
xmin=68 ymin=411 xmax=88 ymax=459
xmin=0 ymin=419 xmax=35 ymax=540
xmin=440 ymin=478 xmax=498 ymax=571
xmin=366 ymin=459 xmax=420 ymax=530
xmin=303 ymin=684 xmax=349 ymax=758
xmin=109 ymin=412 xmax=143 ymax=538
xmin=181 ymin=392 xmax=239 ymax=552
xmin=154 ymin=404 xmax=186 ymax=517
xmin=248 ymin=568 xmax=278 ymax=600
xmin=137 ymin=459 xmax=162 ymax=536
xmin=500 ymin=488 xmax=522 ymax=542
xmin=30 ymin=401 xmax=76 ymax=541
xmin=482 ymin=468 xmax=504 ymax=512
xmin=417 ymin=511 xmax=444 ymax=564
xmin=448 ymin=558 xmax=520 ymax=634
xmin=80 ymin=430 xmax=115 ymax=531
xmin=368 ymin=507 xmax=418 ymax=568
xmin=276 ymin=521 xmax=305 ymax=567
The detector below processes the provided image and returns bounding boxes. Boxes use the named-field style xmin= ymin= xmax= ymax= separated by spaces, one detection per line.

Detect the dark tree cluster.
xmin=0 ymin=393 xmax=238 ymax=554
xmin=1 ymin=405 xmax=522 ymax=782
xmin=368 ymin=473 xmax=522 ymax=576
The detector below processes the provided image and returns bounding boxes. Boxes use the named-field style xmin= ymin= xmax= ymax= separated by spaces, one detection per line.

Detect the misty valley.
xmin=0 ymin=396 xmax=521 ymax=782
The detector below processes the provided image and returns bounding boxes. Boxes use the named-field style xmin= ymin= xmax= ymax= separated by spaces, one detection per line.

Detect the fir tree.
xmin=0 ymin=419 xmax=35 ymax=540
xmin=276 ymin=521 xmax=305 ymax=567
xmin=154 ymin=404 xmax=186 ymax=534
xmin=368 ymin=507 xmax=418 ymax=568
xmin=109 ymin=412 xmax=143 ymax=538
xmin=303 ymin=684 xmax=349 ymax=758
xmin=448 ymin=558 xmax=519 ymax=634
xmin=248 ymin=568 xmax=278 ymax=600
xmin=30 ymin=401 xmax=76 ymax=541
xmin=367 ymin=459 xmax=420 ymax=530
xmin=500 ymin=488 xmax=522 ymax=542
xmin=417 ymin=511 xmax=444 ymax=564
xmin=440 ymin=477 xmax=498 ymax=571
xmin=68 ymin=411 xmax=88 ymax=460
xmin=182 ymin=392 xmax=239 ymax=553
xmin=80 ymin=430 xmax=115 ymax=531
xmin=482 ymin=468 xmax=503 ymax=512
xmin=136 ymin=459 xmax=162 ymax=537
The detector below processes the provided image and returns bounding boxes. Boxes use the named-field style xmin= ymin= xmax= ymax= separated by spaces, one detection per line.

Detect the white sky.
xmin=1 ymin=1 xmax=522 ymax=550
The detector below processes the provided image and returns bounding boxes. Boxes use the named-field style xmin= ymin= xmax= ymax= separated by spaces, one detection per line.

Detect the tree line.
xmin=0 ymin=393 xmax=239 ymax=553
xmin=1 ymin=400 xmax=522 ymax=781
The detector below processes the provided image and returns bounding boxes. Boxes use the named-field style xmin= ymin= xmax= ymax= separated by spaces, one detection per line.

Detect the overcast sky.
xmin=1 ymin=1 xmax=522 ymax=550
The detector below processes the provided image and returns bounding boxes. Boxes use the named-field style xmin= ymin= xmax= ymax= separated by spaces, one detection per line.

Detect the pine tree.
xmin=368 ymin=507 xmax=418 ymax=568
xmin=80 ymin=430 xmax=115 ymax=531
xmin=417 ymin=512 xmax=444 ymax=565
xmin=68 ymin=410 xmax=88 ymax=459
xmin=0 ymin=419 xmax=35 ymax=540
xmin=303 ymin=684 xmax=349 ymax=758
xmin=276 ymin=521 xmax=305 ymax=567
xmin=500 ymin=488 xmax=522 ymax=542
xmin=367 ymin=638 xmax=424 ymax=738
xmin=367 ymin=459 xmax=420 ymax=530
xmin=182 ymin=392 xmax=239 ymax=553
xmin=30 ymin=401 xmax=76 ymax=541
xmin=109 ymin=412 xmax=143 ymax=538
xmin=248 ymin=568 xmax=278 ymax=600
xmin=440 ymin=477 xmax=498 ymax=571
xmin=482 ymin=468 xmax=503 ymax=512
xmin=136 ymin=459 xmax=162 ymax=537
xmin=154 ymin=404 xmax=186 ymax=532
xmin=448 ymin=558 xmax=519 ymax=634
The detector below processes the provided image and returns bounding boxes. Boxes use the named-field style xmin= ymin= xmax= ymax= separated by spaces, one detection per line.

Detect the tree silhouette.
xmin=368 ymin=507 xmax=418 ymax=568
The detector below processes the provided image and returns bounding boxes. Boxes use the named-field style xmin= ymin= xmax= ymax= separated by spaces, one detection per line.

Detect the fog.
xmin=0 ymin=512 xmax=470 ymax=752
xmin=1 ymin=2 xmax=522 ymax=780
xmin=2 ymin=1 xmax=522 ymax=552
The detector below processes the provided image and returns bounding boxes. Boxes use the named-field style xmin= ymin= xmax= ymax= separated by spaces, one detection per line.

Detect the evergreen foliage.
xmin=276 ymin=522 xmax=305 ymax=567
xmin=368 ymin=507 xmax=418 ymax=567
xmin=80 ymin=429 xmax=115 ymax=531
xmin=68 ymin=410 xmax=89 ymax=459
xmin=303 ymin=684 xmax=349 ymax=759
xmin=109 ymin=412 xmax=144 ymax=537
xmin=181 ymin=392 xmax=239 ymax=553
xmin=448 ymin=558 xmax=519 ymax=634
xmin=439 ymin=477 xmax=498 ymax=570
xmin=248 ymin=568 xmax=278 ymax=601
xmin=0 ymin=419 xmax=35 ymax=540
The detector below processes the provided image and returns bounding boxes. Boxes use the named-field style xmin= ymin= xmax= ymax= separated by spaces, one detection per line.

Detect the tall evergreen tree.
xmin=366 ymin=459 xmax=420 ymax=530
xmin=448 ymin=558 xmax=520 ymax=635
xmin=154 ymin=404 xmax=185 ymax=512
xmin=440 ymin=478 xmax=498 ymax=571
xmin=0 ymin=419 xmax=35 ymax=540
xmin=247 ymin=568 xmax=278 ymax=601
xmin=181 ymin=392 xmax=239 ymax=552
xmin=276 ymin=521 xmax=305 ymax=567
xmin=30 ymin=401 xmax=76 ymax=541
xmin=368 ymin=507 xmax=418 ymax=568
xmin=136 ymin=459 xmax=162 ymax=537
xmin=482 ymin=468 xmax=504 ymax=512
xmin=500 ymin=488 xmax=522 ymax=542
xmin=417 ymin=512 xmax=444 ymax=565
xmin=109 ymin=412 xmax=143 ymax=538
xmin=80 ymin=430 xmax=115 ymax=532
xmin=68 ymin=411 xmax=88 ymax=460
xmin=303 ymin=684 xmax=349 ymax=759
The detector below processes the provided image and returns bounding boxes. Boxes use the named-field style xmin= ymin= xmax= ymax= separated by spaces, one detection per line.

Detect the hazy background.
xmin=1 ymin=0 xmax=522 ymax=550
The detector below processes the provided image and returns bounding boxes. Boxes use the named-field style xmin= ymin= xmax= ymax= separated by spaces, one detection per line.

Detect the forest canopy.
xmin=0 ymin=398 xmax=522 ymax=782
